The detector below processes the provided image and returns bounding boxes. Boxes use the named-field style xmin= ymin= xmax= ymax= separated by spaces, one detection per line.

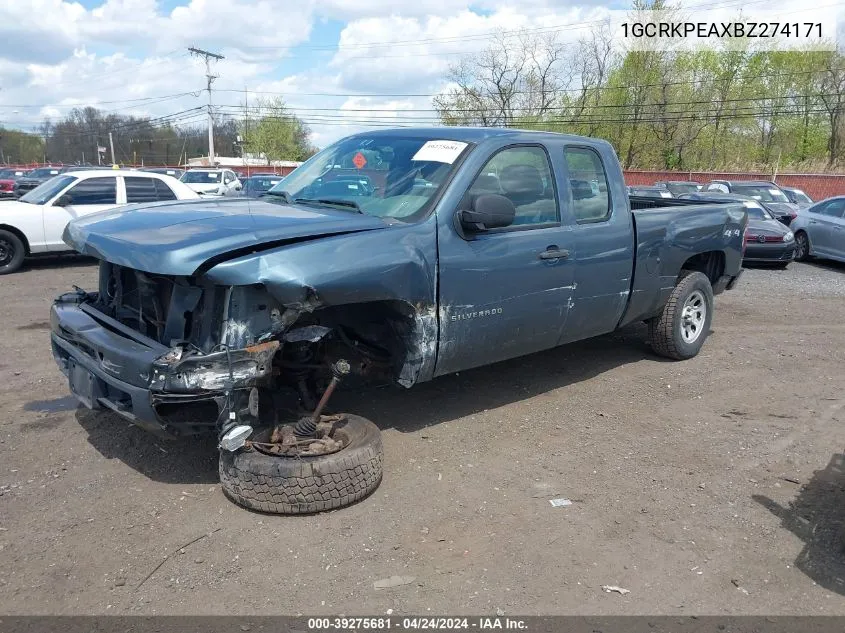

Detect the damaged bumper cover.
xmin=50 ymin=295 xmax=278 ymax=436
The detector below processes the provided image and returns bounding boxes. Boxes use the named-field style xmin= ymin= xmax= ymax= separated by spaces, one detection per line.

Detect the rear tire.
xmin=794 ymin=231 xmax=810 ymax=262
xmin=219 ymin=414 xmax=383 ymax=514
xmin=649 ymin=271 xmax=714 ymax=360
xmin=0 ymin=229 xmax=25 ymax=275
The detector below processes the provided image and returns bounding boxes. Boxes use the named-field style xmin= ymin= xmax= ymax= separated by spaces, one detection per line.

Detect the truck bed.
xmin=619 ymin=197 xmax=748 ymax=329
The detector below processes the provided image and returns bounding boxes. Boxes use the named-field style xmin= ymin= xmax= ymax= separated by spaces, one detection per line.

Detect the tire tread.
xmin=219 ymin=414 xmax=383 ymax=514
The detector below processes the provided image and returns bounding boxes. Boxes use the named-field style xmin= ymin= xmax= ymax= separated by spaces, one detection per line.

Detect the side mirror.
xmin=234 ymin=183 xmax=243 ymax=191
xmin=459 ymin=194 xmax=515 ymax=231
xmin=53 ymin=194 xmax=72 ymax=207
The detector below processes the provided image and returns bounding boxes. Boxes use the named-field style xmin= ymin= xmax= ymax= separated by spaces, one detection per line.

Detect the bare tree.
xmin=433 ymin=30 xmax=572 ymax=126
xmin=818 ymin=51 xmax=845 ymax=165
xmin=569 ymin=22 xmax=616 ymax=136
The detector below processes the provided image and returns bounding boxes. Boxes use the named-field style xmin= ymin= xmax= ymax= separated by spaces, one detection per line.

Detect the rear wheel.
xmin=794 ymin=231 xmax=810 ymax=261
xmin=0 ymin=229 xmax=25 ymax=275
xmin=649 ymin=271 xmax=714 ymax=360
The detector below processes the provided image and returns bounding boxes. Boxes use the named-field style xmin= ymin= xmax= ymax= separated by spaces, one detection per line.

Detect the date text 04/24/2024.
xmin=307 ymin=617 xmax=529 ymax=630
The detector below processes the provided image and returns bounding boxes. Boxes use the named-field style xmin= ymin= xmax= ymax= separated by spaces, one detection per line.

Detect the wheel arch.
xmin=679 ymin=250 xmax=724 ymax=286
xmin=0 ymin=224 xmax=30 ymax=256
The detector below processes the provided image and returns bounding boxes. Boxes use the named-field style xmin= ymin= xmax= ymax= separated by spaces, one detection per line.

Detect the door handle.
xmin=809 ymin=220 xmax=817 ymax=224
xmin=539 ymin=248 xmax=570 ymax=260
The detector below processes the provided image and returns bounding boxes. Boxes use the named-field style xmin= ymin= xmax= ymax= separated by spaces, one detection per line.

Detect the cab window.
xmin=564 ymin=147 xmax=610 ymax=223
xmin=64 ymin=177 xmax=117 ymax=205
xmin=467 ymin=146 xmax=558 ymax=226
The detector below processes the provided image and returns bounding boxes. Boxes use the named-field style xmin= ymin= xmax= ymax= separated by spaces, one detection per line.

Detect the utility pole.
xmin=244 ymin=85 xmax=249 ymax=176
xmin=108 ymin=131 xmax=116 ymax=165
xmin=188 ymin=47 xmax=224 ymax=166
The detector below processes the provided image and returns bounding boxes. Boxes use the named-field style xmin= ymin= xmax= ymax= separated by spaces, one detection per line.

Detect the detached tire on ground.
xmin=649 ymin=270 xmax=714 ymax=360
xmin=219 ymin=414 xmax=383 ymax=514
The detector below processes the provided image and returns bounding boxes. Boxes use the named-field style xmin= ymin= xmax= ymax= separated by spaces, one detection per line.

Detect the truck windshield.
xmin=182 ymin=171 xmax=222 ymax=183
xmin=665 ymin=182 xmax=700 ymax=195
xmin=732 ymin=185 xmax=790 ymax=203
xmin=267 ymin=134 xmax=471 ymax=220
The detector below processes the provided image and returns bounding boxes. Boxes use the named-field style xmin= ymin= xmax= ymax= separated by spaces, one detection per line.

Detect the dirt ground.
xmin=1 ymin=256 xmax=845 ymax=616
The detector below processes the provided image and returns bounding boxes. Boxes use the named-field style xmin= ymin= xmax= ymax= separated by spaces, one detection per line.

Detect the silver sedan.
xmin=791 ymin=196 xmax=845 ymax=264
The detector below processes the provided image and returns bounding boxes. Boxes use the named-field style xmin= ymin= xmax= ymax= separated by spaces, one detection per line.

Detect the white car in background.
xmin=180 ymin=168 xmax=242 ymax=196
xmin=0 ymin=169 xmax=199 ymax=274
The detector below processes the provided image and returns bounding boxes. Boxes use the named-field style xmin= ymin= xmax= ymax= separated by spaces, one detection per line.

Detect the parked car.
xmin=679 ymin=192 xmax=795 ymax=268
xmin=0 ymin=168 xmax=30 ymax=180
xmin=780 ymin=186 xmax=813 ymax=208
xmin=140 ymin=167 xmax=185 ymax=180
xmin=655 ymin=180 xmax=702 ymax=196
xmin=628 ymin=185 xmax=673 ymax=198
xmin=50 ymin=128 xmax=746 ymax=514
xmin=240 ymin=175 xmax=283 ymax=198
xmin=791 ymin=196 xmax=845 ymax=264
xmin=180 ymin=168 xmax=242 ymax=196
xmin=703 ymin=180 xmax=798 ymax=225
xmin=0 ymin=174 xmax=18 ymax=198
xmin=12 ymin=166 xmax=66 ymax=196
xmin=0 ymin=170 xmax=199 ymax=274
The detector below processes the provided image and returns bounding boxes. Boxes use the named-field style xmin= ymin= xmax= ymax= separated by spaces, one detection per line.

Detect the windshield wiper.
xmin=294 ymin=198 xmax=363 ymax=214
xmin=262 ymin=190 xmax=293 ymax=204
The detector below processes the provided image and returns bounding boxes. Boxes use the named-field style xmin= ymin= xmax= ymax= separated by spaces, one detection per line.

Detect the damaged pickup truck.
xmin=50 ymin=128 xmax=747 ymax=514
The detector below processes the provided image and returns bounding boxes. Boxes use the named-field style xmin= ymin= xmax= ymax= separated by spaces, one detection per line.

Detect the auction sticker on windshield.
xmin=412 ymin=140 xmax=468 ymax=164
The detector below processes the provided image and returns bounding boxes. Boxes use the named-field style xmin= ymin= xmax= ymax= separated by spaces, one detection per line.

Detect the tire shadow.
xmin=754 ymin=452 xmax=845 ymax=596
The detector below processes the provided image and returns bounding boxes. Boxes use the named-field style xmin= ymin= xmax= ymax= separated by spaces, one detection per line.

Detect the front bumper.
xmin=50 ymin=296 xmax=278 ymax=436
xmin=743 ymin=242 xmax=796 ymax=263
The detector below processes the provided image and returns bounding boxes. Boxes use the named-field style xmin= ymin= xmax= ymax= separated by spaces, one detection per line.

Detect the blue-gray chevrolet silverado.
xmin=50 ymin=128 xmax=746 ymax=514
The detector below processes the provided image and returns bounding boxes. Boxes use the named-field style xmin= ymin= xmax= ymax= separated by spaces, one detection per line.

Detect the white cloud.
xmin=0 ymin=0 xmax=615 ymax=148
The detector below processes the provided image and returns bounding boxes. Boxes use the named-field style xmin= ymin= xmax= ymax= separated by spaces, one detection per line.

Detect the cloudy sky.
xmin=0 ymin=0 xmax=838 ymax=150
xmin=0 ymin=0 xmax=628 ymax=149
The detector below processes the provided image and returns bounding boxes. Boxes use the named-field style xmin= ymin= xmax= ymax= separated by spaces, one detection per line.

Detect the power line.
xmin=0 ymin=91 xmax=203 ymax=110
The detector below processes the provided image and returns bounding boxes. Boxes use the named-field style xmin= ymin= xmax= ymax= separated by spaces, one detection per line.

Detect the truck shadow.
xmin=74 ymin=409 xmax=219 ymax=484
xmin=335 ymin=321 xmax=667 ymax=433
xmin=753 ymin=453 xmax=845 ymax=597
xmin=23 ymin=254 xmax=98 ymax=271
xmin=70 ymin=321 xmax=673 ymax=484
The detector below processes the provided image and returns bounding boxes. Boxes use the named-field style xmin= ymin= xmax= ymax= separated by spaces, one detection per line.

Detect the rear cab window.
xmin=125 ymin=176 xmax=177 ymax=203
xmin=564 ymin=146 xmax=611 ymax=223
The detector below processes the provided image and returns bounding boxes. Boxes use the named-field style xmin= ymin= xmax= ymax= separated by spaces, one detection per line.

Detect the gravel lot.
xmin=1 ymin=256 xmax=845 ymax=615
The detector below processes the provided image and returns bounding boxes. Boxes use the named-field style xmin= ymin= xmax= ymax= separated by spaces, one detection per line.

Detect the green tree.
xmin=0 ymin=128 xmax=44 ymax=163
xmin=241 ymin=97 xmax=313 ymax=163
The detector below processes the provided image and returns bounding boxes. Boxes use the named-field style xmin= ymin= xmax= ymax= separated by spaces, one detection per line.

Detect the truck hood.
xmin=761 ymin=201 xmax=799 ymax=217
xmin=63 ymin=197 xmax=388 ymax=276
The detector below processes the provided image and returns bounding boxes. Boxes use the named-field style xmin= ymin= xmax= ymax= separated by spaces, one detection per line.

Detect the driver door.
xmin=435 ymin=144 xmax=576 ymax=376
xmin=43 ymin=176 xmax=119 ymax=251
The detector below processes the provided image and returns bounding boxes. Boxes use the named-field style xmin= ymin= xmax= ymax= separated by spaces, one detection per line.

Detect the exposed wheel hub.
xmin=249 ymin=414 xmax=351 ymax=457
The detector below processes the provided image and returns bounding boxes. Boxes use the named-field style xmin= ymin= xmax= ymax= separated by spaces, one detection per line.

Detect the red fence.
xmin=1 ymin=163 xmax=298 ymax=178
xmin=624 ymin=170 xmax=845 ymax=202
